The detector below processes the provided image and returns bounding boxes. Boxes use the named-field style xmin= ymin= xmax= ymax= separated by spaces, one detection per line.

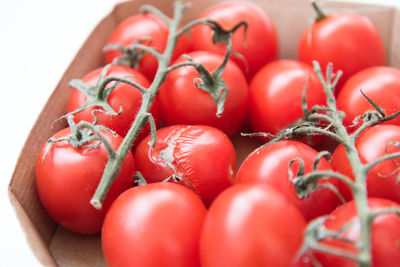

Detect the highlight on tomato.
xmin=200 ymin=183 xmax=306 ymax=267
xmin=35 ymin=126 xmax=135 ymax=234
xmin=298 ymin=2 xmax=385 ymax=92
xmin=190 ymin=0 xmax=278 ymax=80
xmin=158 ymin=51 xmax=249 ymax=136
xmin=134 ymin=124 xmax=236 ymax=207
xmin=102 ymin=182 xmax=207 ymax=267
xmin=235 ymin=140 xmax=344 ymax=221
xmin=104 ymin=13 xmax=190 ymax=81
xmin=331 ymin=124 xmax=400 ymax=203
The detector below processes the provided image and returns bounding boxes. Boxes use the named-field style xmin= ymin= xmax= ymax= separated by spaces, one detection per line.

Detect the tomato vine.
xmin=81 ymin=1 xmax=244 ymax=209
xmin=272 ymin=61 xmax=400 ymax=267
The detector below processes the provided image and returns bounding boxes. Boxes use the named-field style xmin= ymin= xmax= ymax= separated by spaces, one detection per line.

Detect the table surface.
xmin=1 ymin=0 xmax=399 ymax=266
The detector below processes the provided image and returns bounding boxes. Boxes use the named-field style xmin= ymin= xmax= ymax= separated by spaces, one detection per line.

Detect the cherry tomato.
xmin=66 ymin=64 xmax=159 ymax=145
xmin=298 ymin=11 xmax=385 ymax=92
xmin=331 ymin=124 xmax=400 ymax=203
xmin=236 ymin=140 xmax=343 ymax=221
xmin=134 ymin=125 xmax=236 ymax=207
xmin=102 ymin=182 xmax=206 ymax=267
xmin=311 ymin=198 xmax=400 ymax=267
xmin=158 ymin=51 xmax=249 ymax=136
xmin=200 ymin=184 xmax=306 ymax=267
xmin=190 ymin=1 xmax=278 ymax=80
xmin=248 ymin=59 xmax=326 ymax=136
xmin=105 ymin=13 xmax=190 ymax=81
xmin=35 ymin=127 xmax=135 ymax=234
xmin=337 ymin=66 xmax=400 ymax=130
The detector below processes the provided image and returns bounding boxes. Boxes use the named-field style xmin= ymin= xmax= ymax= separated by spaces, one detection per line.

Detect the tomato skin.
xmin=249 ymin=59 xmax=326 ymax=136
xmin=159 ymin=51 xmax=249 ymax=136
xmin=236 ymin=140 xmax=342 ymax=221
xmin=311 ymin=198 xmax=400 ymax=267
xmin=190 ymin=1 xmax=278 ymax=80
xmin=331 ymin=124 xmax=400 ymax=203
xmin=66 ymin=64 xmax=159 ymax=145
xmin=102 ymin=182 xmax=206 ymax=267
xmin=337 ymin=66 xmax=400 ymax=130
xmin=298 ymin=13 xmax=385 ymax=92
xmin=105 ymin=13 xmax=189 ymax=81
xmin=200 ymin=184 xmax=306 ymax=267
xmin=35 ymin=128 xmax=135 ymax=234
xmin=134 ymin=125 xmax=236 ymax=207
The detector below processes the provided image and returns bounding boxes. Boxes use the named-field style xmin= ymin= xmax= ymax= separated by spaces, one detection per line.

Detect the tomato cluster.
xmin=35 ymin=1 xmax=400 ymax=267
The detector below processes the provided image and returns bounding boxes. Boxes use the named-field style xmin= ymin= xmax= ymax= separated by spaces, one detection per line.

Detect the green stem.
xmin=75 ymin=121 xmax=116 ymax=157
xmin=90 ymin=1 xmax=187 ymax=210
xmin=98 ymin=76 xmax=147 ymax=96
xmin=308 ymin=240 xmax=359 ymax=262
xmin=312 ymin=1 xmax=327 ymax=22
xmin=312 ymin=61 xmax=372 ymax=266
xmin=364 ymin=151 xmax=400 ymax=173
xmin=329 ymin=84 xmax=371 ymax=267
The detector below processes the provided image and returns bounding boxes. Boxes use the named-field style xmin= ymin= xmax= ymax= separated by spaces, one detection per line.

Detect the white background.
xmin=0 ymin=1 xmax=122 ymax=266
xmin=0 ymin=0 xmax=399 ymax=266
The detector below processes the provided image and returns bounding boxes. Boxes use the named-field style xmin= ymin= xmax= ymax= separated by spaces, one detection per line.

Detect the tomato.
xmin=35 ymin=127 xmax=135 ymax=234
xmin=66 ymin=64 xmax=159 ymax=145
xmin=311 ymin=198 xmax=400 ymax=267
xmin=236 ymin=140 xmax=343 ymax=221
xmin=134 ymin=125 xmax=236 ymax=207
xmin=158 ymin=51 xmax=249 ymax=136
xmin=104 ymin=13 xmax=190 ymax=81
xmin=331 ymin=124 xmax=400 ymax=203
xmin=190 ymin=1 xmax=278 ymax=80
xmin=200 ymin=183 xmax=306 ymax=267
xmin=102 ymin=182 xmax=206 ymax=267
xmin=248 ymin=59 xmax=326 ymax=136
xmin=337 ymin=66 xmax=400 ymax=130
xmin=298 ymin=11 xmax=385 ymax=92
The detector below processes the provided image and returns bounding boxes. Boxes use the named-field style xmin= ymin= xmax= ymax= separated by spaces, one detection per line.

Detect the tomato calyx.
xmin=170 ymin=20 xmax=247 ymax=117
xmin=349 ymin=90 xmax=400 ymax=133
xmin=193 ymin=20 xmax=247 ymax=117
xmin=103 ymin=38 xmax=153 ymax=69
xmin=43 ymin=115 xmax=117 ymax=165
xmin=297 ymin=216 xmax=360 ymax=264
xmin=311 ymin=1 xmax=327 ymax=22
xmin=242 ymin=70 xmax=343 ymax=147
xmin=103 ymin=3 xmax=177 ymax=69
xmin=64 ymin=63 xmax=148 ymax=121
xmin=289 ymin=151 xmax=346 ymax=204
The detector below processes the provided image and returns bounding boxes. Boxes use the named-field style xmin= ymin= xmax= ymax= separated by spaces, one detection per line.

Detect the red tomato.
xmin=135 ymin=125 xmax=236 ymax=207
xmin=298 ymin=11 xmax=385 ymax=92
xmin=331 ymin=124 xmax=400 ymax=203
xmin=236 ymin=140 xmax=343 ymax=221
xmin=200 ymin=184 xmax=306 ymax=267
xmin=159 ymin=51 xmax=249 ymax=136
xmin=35 ymin=127 xmax=135 ymax=234
xmin=66 ymin=64 xmax=159 ymax=145
xmin=105 ymin=13 xmax=189 ymax=81
xmin=249 ymin=59 xmax=326 ymax=136
xmin=311 ymin=198 xmax=400 ymax=267
xmin=102 ymin=182 xmax=206 ymax=267
xmin=337 ymin=66 xmax=400 ymax=130
xmin=190 ymin=1 xmax=278 ymax=80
